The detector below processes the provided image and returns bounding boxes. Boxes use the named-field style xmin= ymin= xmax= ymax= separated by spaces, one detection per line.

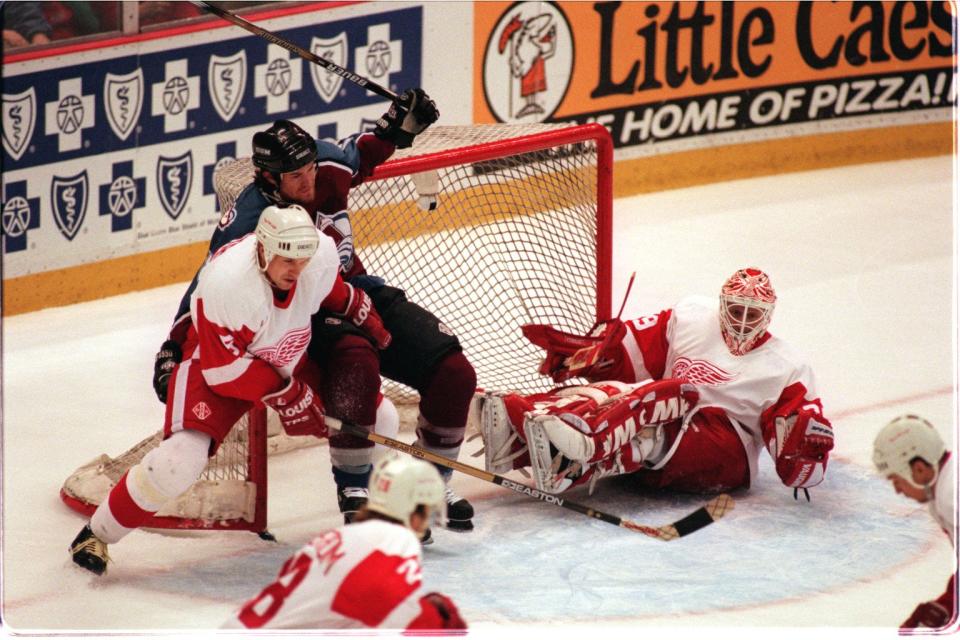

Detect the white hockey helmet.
xmin=873 ymin=414 xmax=946 ymax=488
xmin=719 ymin=267 xmax=777 ymax=355
xmin=367 ymin=454 xmax=446 ymax=529
xmin=255 ymin=204 xmax=319 ymax=271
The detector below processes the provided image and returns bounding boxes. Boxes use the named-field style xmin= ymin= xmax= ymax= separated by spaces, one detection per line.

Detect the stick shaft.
xmin=325 ymin=417 xmax=731 ymax=540
xmin=192 ymin=1 xmax=397 ymax=101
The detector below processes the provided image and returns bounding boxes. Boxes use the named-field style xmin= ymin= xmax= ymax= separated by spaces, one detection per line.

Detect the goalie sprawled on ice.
xmin=475 ymin=268 xmax=835 ymax=497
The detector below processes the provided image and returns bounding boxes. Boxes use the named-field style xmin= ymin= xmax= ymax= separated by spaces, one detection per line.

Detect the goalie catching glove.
xmin=522 ymin=320 xmax=628 ymax=383
xmin=262 ymin=378 xmax=328 ymax=438
xmin=374 ymin=88 xmax=439 ymax=149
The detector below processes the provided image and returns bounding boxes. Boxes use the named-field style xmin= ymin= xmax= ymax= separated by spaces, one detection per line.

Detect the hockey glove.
xmin=770 ymin=410 xmax=834 ymax=488
xmin=522 ymin=320 xmax=627 ymax=383
xmin=902 ymin=601 xmax=951 ymax=629
xmin=374 ymin=88 xmax=439 ymax=148
xmin=417 ymin=592 xmax=467 ymax=629
xmin=262 ymin=378 xmax=328 ymax=438
xmin=338 ymin=283 xmax=392 ymax=349
xmin=153 ymin=339 xmax=182 ymax=403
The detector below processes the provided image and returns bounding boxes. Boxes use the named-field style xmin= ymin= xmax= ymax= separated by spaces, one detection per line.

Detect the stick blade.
xmin=621 ymin=493 xmax=734 ymax=541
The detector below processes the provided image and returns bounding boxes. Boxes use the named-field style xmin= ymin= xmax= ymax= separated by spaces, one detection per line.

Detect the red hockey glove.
xmin=771 ymin=409 xmax=834 ymax=488
xmin=522 ymin=320 xmax=626 ymax=383
xmin=262 ymin=378 xmax=328 ymax=438
xmin=338 ymin=283 xmax=391 ymax=349
xmin=417 ymin=592 xmax=467 ymax=630
xmin=902 ymin=601 xmax=951 ymax=629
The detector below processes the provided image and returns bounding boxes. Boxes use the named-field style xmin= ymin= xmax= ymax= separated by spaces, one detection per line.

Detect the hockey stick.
xmin=324 ymin=416 xmax=733 ymax=541
xmin=191 ymin=1 xmax=397 ymax=101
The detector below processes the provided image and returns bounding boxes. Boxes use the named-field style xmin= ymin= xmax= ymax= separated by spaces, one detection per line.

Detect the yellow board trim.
xmin=3 ymin=122 xmax=953 ymax=317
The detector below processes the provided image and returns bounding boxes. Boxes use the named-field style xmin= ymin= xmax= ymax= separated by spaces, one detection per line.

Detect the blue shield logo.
xmin=157 ymin=152 xmax=193 ymax=219
xmin=51 ymin=171 xmax=89 ymax=240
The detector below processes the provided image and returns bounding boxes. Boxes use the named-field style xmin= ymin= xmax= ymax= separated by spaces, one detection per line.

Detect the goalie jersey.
xmin=618 ymin=295 xmax=829 ymax=485
xmin=223 ymin=520 xmax=455 ymax=630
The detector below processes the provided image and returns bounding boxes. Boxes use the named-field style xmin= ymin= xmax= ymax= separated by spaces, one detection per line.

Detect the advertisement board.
xmin=474 ymin=1 xmax=955 ymax=151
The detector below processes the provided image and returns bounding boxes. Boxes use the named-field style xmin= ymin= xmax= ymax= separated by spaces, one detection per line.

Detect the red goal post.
xmin=59 ymin=122 xmax=614 ymax=532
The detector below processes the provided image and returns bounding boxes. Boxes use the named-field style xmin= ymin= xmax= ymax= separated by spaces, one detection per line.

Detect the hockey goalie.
xmin=475 ymin=268 xmax=835 ymax=496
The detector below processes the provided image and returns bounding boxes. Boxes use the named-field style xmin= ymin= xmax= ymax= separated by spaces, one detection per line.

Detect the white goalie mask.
xmin=255 ymin=204 xmax=319 ymax=271
xmin=719 ymin=268 xmax=777 ymax=356
xmin=873 ymin=414 xmax=946 ymax=489
xmin=367 ymin=454 xmax=446 ymax=531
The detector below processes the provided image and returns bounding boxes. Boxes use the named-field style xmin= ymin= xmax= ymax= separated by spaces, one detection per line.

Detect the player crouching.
xmin=70 ymin=204 xmax=394 ymax=575
xmin=222 ymin=455 xmax=466 ymax=630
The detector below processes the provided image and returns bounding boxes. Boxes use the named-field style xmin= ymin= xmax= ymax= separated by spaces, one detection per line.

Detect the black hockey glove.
xmin=374 ymin=88 xmax=439 ymax=148
xmin=153 ymin=339 xmax=182 ymax=403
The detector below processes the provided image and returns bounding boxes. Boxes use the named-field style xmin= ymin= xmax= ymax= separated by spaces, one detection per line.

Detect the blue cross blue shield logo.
xmin=157 ymin=151 xmax=193 ymax=220
xmin=51 ymin=171 xmax=89 ymax=241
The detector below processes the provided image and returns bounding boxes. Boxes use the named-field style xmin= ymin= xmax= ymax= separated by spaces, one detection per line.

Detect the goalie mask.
xmin=255 ymin=204 xmax=320 ymax=271
xmin=719 ymin=268 xmax=776 ymax=356
xmin=367 ymin=455 xmax=446 ymax=531
xmin=873 ymin=414 xmax=946 ymax=489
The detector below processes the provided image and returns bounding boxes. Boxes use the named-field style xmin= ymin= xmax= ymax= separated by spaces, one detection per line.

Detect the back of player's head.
xmin=719 ymin=267 xmax=776 ymax=356
xmin=255 ymin=204 xmax=319 ymax=270
xmin=252 ymin=120 xmax=317 ymax=175
xmin=873 ymin=414 xmax=946 ymax=487
xmin=367 ymin=454 xmax=446 ymax=528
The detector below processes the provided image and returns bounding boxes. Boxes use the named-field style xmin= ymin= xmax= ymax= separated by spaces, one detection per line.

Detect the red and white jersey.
xmin=223 ymin=520 xmax=450 ymax=630
xmin=618 ymin=295 xmax=827 ymax=483
xmin=931 ymin=453 xmax=955 ymax=543
xmin=187 ymin=232 xmax=339 ymax=401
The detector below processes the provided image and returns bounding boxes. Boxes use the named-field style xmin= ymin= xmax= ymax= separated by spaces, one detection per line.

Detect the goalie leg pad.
xmin=524 ymin=416 xmax=576 ymax=494
xmin=477 ymin=392 xmax=529 ymax=473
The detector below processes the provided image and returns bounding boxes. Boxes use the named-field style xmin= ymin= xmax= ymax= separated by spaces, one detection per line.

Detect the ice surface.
xmin=2 ymin=155 xmax=955 ymax=637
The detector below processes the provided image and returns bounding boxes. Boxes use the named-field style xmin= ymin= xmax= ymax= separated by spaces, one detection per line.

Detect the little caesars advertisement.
xmin=474 ymin=1 xmax=955 ymax=148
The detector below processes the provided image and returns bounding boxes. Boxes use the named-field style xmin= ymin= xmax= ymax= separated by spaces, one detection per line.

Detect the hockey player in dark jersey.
xmin=151 ymin=89 xmax=476 ymax=540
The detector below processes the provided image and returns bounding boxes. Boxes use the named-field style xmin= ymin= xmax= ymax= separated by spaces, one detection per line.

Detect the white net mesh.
xmin=60 ymin=123 xmax=610 ymax=529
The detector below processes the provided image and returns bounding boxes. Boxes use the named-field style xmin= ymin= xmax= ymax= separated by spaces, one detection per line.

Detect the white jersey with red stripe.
xmin=223 ymin=519 xmax=447 ymax=629
xmin=619 ymin=295 xmax=826 ymax=482
xmin=931 ymin=453 xmax=955 ymax=543
xmin=188 ymin=232 xmax=339 ymax=401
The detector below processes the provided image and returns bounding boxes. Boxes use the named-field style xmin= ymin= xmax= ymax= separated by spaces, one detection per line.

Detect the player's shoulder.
xmin=219 ymin=185 xmax=268 ymax=237
xmin=345 ymin=519 xmax=421 ymax=554
xmin=315 ymin=138 xmax=357 ymax=172
xmin=672 ymin=295 xmax=716 ymax=321
xmin=202 ymin=238 xmax=263 ymax=299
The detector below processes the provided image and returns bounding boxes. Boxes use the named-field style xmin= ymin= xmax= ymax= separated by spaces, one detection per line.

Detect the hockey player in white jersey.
xmin=477 ymin=267 xmax=835 ymax=497
xmin=874 ymin=414 xmax=956 ymax=629
xmin=223 ymin=454 xmax=466 ymax=630
xmin=70 ymin=205 xmax=394 ymax=575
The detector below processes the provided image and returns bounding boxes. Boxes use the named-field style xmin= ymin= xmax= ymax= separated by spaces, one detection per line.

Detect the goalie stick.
xmin=324 ymin=416 xmax=733 ymax=541
xmin=191 ymin=1 xmax=397 ymax=101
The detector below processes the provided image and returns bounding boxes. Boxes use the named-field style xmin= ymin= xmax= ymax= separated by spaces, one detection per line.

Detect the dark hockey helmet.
xmin=251 ymin=120 xmax=317 ymax=174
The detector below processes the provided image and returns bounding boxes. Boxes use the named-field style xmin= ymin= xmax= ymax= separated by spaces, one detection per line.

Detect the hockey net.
xmin=60 ymin=122 xmax=613 ymax=531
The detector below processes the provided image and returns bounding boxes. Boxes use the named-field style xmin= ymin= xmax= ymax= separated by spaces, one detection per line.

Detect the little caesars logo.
xmin=483 ymin=2 xmax=573 ymax=123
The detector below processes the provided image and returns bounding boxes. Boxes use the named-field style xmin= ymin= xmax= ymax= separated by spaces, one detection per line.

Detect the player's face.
xmin=887 ymin=473 xmax=929 ymax=503
xmin=724 ymin=302 xmax=766 ymax=329
xmin=265 ymin=255 xmax=311 ymax=291
xmin=277 ymin=163 xmax=317 ymax=204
